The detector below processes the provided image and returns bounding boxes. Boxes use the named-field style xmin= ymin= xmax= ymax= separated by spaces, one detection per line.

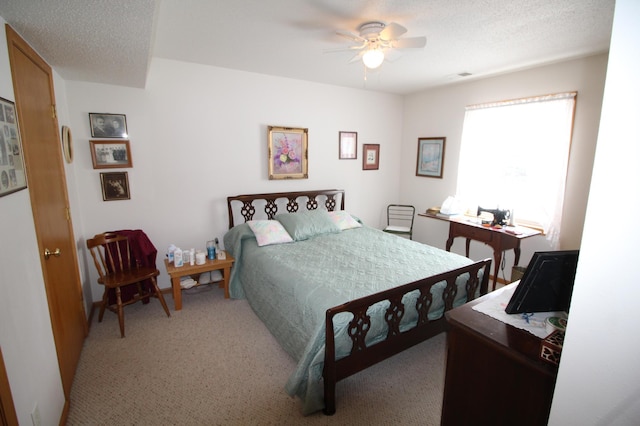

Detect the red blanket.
xmin=106 ymin=229 xmax=158 ymax=305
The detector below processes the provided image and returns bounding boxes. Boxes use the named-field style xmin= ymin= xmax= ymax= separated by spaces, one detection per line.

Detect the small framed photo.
xmin=268 ymin=126 xmax=308 ymax=180
xmin=339 ymin=131 xmax=357 ymax=159
xmin=89 ymin=140 xmax=132 ymax=169
xmin=362 ymin=144 xmax=380 ymax=170
xmin=416 ymin=137 xmax=446 ymax=178
xmin=100 ymin=171 xmax=130 ymax=201
xmin=89 ymin=113 xmax=128 ymax=138
xmin=0 ymin=96 xmax=27 ymax=197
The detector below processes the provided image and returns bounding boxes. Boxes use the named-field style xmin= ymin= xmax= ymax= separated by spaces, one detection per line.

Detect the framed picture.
xmin=268 ymin=126 xmax=308 ymax=179
xmin=100 ymin=171 xmax=130 ymax=201
xmin=362 ymin=144 xmax=380 ymax=170
xmin=416 ymin=137 xmax=446 ymax=178
xmin=89 ymin=140 xmax=132 ymax=169
xmin=339 ymin=131 xmax=357 ymax=159
xmin=89 ymin=113 xmax=128 ymax=138
xmin=0 ymin=96 xmax=27 ymax=197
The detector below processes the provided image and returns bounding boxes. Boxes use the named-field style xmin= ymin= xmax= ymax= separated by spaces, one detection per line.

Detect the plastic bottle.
xmin=174 ymin=247 xmax=184 ymax=267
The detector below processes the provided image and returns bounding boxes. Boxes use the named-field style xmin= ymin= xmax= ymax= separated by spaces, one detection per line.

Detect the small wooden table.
xmin=164 ymin=255 xmax=235 ymax=310
xmin=419 ymin=213 xmax=540 ymax=290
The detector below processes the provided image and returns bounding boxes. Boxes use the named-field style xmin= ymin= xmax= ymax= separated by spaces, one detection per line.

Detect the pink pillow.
xmin=327 ymin=211 xmax=362 ymax=230
xmin=247 ymin=220 xmax=294 ymax=247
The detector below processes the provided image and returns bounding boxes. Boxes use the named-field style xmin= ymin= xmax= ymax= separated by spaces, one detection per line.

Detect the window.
xmin=456 ymin=92 xmax=576 ymax=248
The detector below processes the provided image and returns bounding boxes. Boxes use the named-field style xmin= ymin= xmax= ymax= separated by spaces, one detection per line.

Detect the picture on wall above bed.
xmin=338 ymin=131 xmax=357 ymax=159
xmin=362 ymin=143 xmax=379 ymax=170
xmin=268 ymin=126 xmax=308 ymax=180
xmin=416 ymin=137 xmax=446 ymax=178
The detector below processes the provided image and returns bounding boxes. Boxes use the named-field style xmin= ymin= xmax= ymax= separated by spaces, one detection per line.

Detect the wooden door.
xmin=0 ymin=347 xmax=18 ymax=426
xmin=5 ymin=26 xmax=87 ymax=399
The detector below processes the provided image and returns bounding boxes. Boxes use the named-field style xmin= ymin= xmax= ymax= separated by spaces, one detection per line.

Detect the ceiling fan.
xmin=329 ymin=21 xmax=427 ymax=69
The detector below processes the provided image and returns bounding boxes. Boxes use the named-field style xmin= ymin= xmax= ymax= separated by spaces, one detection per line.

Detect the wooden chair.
xmin=87 ymin=233 xmax=170 ymax=337
xmin=383 ymin=204 xmax=416 ymax=240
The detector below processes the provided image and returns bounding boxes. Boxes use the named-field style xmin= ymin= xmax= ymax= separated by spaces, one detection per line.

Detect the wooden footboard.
xmin=323 ymin=258 xmax=492 ymax=415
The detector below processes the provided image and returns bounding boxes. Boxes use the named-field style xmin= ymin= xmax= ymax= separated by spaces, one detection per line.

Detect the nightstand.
xmin=164 ymin=255 xmax=234 ymax=310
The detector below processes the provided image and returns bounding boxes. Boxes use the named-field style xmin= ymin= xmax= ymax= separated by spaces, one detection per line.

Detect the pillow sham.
xmin=247 ymin=220 xmax=294 ymax=247
xmin=327 ymin=211 xmax=362 ymax=230
xmin=275 ymin=210 xmax=341 ymax=241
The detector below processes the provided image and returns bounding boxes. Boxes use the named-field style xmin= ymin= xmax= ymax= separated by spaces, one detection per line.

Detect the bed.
xmin=224 ymin=189 xmax=491 ymax=415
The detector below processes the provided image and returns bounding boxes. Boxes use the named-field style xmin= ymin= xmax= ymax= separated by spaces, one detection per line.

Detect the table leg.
xmin=445 ymin=221 xmax=456 ymax=251
xmin=465 ymin=238 xmax=471 ymax=257
xmin=171 ymin=276 xmax=182 ymax=311
xmin=492 ymin=250 xmax=502 ymax=291
xmin=222 ymin=265 xmax=231 ymax=298
xmin=514 ymin=246 xmax=522 ymax=267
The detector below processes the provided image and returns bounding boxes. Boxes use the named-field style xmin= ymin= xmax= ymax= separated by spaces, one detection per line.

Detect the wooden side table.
xmin=164 ymin=255 xmax=235 ymax=310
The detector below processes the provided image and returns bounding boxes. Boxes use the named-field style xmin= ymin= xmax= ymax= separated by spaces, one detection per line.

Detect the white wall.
xmin=0 ymin=20 xmax=66 ymax=425
xmin=550 ymin=0 xmax=640 ymax=423
xmin=1 ymin=7 xmax=629 ymax=425
xmin=66 ymin=58 xmax=404 ymax=301
xmin=402 ymin=54 xmax=608 ymax=277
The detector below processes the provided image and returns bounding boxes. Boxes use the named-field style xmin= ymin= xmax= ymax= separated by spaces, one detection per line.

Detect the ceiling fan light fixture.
xmin=362 ymin=48 xmax=384 ymax=69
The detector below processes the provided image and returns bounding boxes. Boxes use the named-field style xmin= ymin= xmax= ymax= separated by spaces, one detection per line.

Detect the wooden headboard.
xmin=226 ymin=189 xmax=345 ymax=229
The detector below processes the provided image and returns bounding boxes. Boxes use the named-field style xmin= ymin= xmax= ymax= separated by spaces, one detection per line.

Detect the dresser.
xmin=441 ymin=284 xmax=559 ymax=425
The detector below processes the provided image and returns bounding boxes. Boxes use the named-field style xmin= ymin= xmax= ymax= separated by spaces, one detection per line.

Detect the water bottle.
xmin=206 ymin=240 xmax=215 ymax=260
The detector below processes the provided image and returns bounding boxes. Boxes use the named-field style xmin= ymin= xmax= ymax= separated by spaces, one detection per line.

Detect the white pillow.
xmin=247 ymin=220 xmax=294 ymax=247
xmin=327 ymin=211 xmax=362 ymax=230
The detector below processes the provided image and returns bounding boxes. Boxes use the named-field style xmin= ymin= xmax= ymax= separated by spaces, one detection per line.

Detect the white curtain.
xmin=456 ymin=92 xmax=576 ymax=248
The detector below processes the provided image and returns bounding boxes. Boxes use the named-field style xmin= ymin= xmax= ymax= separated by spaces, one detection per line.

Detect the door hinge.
xmin=65 ymin=207 xmax=71 ymax=221
xmin=51 ymin=104 xmax=57 ymax=119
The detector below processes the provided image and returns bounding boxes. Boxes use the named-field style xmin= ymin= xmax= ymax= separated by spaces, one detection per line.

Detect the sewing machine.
xmin=477 ymin=206 xmax=511 ymax=226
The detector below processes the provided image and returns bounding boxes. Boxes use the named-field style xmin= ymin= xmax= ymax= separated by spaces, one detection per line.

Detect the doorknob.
xmin=44 ymin=248 xmax=61 ymax=259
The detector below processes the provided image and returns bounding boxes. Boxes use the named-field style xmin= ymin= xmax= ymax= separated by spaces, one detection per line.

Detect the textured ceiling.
xmin=0 ymin=0 xmax=615 ymax=95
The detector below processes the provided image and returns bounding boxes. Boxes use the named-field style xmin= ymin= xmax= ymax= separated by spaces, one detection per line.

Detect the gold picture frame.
xmin=89 ymin=140 xmax=132 ymax=169
xmin=268 ymin=126 xmax=308 ymax=179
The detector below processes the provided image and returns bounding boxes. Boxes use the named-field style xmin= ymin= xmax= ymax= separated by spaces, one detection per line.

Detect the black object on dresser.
xmin=441 ymin=284 xmax=559 ymax=426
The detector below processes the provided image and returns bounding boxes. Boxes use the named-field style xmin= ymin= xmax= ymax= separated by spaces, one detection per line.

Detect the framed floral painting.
xmin=268 ymin=126 xmax=308 ymax=179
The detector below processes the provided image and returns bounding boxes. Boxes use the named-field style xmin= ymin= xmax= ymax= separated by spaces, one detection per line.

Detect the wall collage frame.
xmin=0 ymin=97 xmax=27 ymax=198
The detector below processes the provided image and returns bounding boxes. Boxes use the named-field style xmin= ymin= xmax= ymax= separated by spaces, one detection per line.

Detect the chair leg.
xmin=115 ymin=287 xmax=125 ymax=338
xmin=98 ymin=287 xmax=108 ymax=322
xmin=150 ymin=276 xmax=171 ymax=317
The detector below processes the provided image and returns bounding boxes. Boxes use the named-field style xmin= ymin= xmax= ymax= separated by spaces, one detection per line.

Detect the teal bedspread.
xmin=223 ymin=223 xmax=476 ymax=414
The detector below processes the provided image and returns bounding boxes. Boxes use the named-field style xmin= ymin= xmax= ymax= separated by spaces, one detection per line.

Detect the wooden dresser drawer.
xmin=451 ymin=222 xmax=493 ymax=243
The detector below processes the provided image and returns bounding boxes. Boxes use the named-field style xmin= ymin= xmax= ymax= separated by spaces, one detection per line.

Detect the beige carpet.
xmin=67 ymin=285 xmax=447 ymax=425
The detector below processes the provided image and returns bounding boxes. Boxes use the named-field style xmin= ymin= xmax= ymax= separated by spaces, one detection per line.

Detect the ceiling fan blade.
xmin=324 ymin=44 xmax=366 ymax=54
xmin=348 ymin=51 xmax=364 ymax=63
xmin=384 ymin=49 xmax=403 ymax=62
xmin=394 ymin=36 xmax=427 ymax=49
xmin=336 ymin=29 xmax=366 ymax=43
xmin=380 ymin=22 xmax=407 ymax=41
